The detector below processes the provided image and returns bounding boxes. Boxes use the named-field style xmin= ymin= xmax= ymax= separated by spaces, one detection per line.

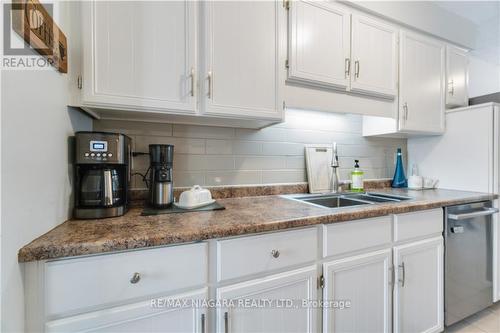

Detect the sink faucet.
xmin=331 ymin=143 xmax=347 ymax=193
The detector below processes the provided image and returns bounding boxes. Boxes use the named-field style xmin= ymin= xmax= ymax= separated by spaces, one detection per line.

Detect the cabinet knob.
xmin=271 ymin=249 xmax=280 ymax=258
xmin=130 ymin=272 xmax=141 ymax=284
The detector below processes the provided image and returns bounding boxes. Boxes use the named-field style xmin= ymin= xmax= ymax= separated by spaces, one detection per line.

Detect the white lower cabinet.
xmin=216 ymin=266 xmax=318 ymax=333
xmin=323 ymin=249 xmax=392 ymax=333
xmin=45 ymin=289 xmax=207 ymax=333
xmin=26 ymin=210 xmax=445 ymax=333
xmin=394 ymin=237 xmax=444 ymax=333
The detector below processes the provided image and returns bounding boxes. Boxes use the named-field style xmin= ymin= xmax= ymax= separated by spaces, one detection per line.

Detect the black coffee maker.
xmin=74 ymin=132 xmax=131 ymax=219
xmin=148 ymin=144 xmax=174 ymax=208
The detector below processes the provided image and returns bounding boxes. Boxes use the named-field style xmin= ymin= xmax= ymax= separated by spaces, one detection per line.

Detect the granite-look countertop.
xmin=18 ymin=188 xmax=497 ymax=262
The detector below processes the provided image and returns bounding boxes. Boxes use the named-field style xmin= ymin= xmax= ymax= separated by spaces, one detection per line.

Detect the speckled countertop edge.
xmin=18 ymin=187 xmax=497 ymax=263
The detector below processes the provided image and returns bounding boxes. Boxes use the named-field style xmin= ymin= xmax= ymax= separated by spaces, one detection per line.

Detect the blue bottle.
xmin=392 ymin=148 xmax=408 ymax=188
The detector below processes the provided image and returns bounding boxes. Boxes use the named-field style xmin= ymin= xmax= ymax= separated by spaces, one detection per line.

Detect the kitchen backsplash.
xmin=94 ymin=109 xmax=407 ymax=189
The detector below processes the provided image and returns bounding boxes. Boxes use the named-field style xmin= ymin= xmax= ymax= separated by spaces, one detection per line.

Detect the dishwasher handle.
xmin=447 ymin=207 xmax=499 ymax=221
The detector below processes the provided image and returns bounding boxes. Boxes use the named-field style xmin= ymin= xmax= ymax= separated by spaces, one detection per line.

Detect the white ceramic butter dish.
xmin=174 ymin=185 xmax=215 ymax=209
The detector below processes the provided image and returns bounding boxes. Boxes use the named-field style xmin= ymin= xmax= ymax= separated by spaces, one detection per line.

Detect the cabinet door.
xmin=216 ymin=266 xmax=317 ymax=333
xmin=394 ymin=237 xmax=444 ymax=333
xmin=446 ymin=46 xmax=469 ymax=108
xmin=399 ymin=31 xmax=445 ymax=134
xmin=83 ymin=1 xmax=196 ymax=113
xmin=323 ymin=249 xmax=392 ymax=333
xmin=288 ymin=1 xmax=351 ymax=90
xmin=351 ymin=14 xmax=398 ymax=98
xmin=45 ymin=289 xmax=207 ymax=333
xmin=202 ymin=1 xmax=285 ymax=120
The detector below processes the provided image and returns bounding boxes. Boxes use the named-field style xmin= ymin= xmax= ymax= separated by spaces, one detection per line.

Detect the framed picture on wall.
xmin=10 ymin=0 xmax=68 ymax=73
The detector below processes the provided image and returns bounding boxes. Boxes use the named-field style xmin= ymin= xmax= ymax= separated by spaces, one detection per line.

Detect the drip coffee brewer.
xmin=74 ymin=132 xmax=131 ymax=219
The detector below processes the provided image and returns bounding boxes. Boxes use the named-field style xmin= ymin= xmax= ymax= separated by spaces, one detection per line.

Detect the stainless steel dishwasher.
xmin=444 ymin=201 xmax=498 ymax=326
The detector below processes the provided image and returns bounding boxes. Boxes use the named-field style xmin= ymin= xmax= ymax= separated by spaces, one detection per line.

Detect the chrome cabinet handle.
xmin=399 ymin=263 xmax=405 ymax=287
xmin=190 ymin=68 xmax=195 ymax=97
xmin=271 ymin=249 xmax=280 ymax=258
xmin=403 ymin=102 xmax=409 ymax=121
xmin=344 ymin=58 xmax=351 ymax=78
xmin=448 ymin=208 xmax=499 ymax=220
xmin=207 ymin=71 xmax=213 ymax=99
xmin=451 ymin=226 xmax=464 ymax=233
xmin=201 ymin=313 xmax=205 ymax=333
xmin=448 ymin=80 xmax=454 ymax=96
xmin=224 ymin=311 xmax=229 ymax=333
xmin=391 ymin=266 xmax=395 ymax=292
xmin=130 ymin=272 xmax=141 ymax=284
xmin=354 ymin=60 xmax=360 ymax=78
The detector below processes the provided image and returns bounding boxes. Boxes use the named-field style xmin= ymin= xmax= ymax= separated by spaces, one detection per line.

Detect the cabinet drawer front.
xmin=46 ymin=243 xmax=207 ymax=316
xmin=323 ymin=216 xmax=392 ymax=257
xmin=217 ymin=228 xmax=318 ymax=281
xmin=395 ymin=208 xmax=443 ymax=242
xmin=45 ymin=289 xmax=207 ymax=333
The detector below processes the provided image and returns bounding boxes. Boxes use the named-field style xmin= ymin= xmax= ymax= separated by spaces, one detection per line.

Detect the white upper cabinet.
xmin=446 ymin=45 xmax=469 ymax=108
xmin=288 ymin=1 xmax=350 ymax=90
xmin=351 ymin=14 xmax=398 ymax=98
xmin=77 ymin=0 xmax=285 ymax=128
xmin=202 ymin=1 xmax=285 ymax=120
xmin=82 ymin=1 xmax=197 ymax=114
xmin=399 ymin=31 xmax=445 ymax=134
xmin=287 ymin=2 xmax=397 ymax=100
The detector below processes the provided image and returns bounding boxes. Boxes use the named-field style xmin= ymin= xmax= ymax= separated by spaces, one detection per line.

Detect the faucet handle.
xmin=331 ymin=143 xmax=339 ymax=168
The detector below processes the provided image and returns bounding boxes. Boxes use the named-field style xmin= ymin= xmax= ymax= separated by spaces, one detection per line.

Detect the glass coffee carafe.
xmin=78 ymin=166 xmax=125 ymax=207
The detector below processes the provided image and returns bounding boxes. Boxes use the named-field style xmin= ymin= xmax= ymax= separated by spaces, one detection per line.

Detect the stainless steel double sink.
xmin=283 ymin=192 xmax=412 ymax=209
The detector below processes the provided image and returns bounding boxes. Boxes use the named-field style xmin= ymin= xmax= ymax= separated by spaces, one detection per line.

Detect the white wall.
xmin=0 ymin=2 xmax=92 ymax=332
xmin=467 ymin=3 xmax=500 ymax=98
xmin=349 ymin=1 xmax=477 ymax=48
xmin=468 ymin=55 xmax=500 ymax=97
xmin=95 ymin=110 xmax=407 ymax=189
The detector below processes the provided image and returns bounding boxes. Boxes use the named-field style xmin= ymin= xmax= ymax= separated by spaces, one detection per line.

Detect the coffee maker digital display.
xmin=74 ymin=132 xmax=131 ymax=219
xmin=90 ymin=141 xmax=108 ymax=151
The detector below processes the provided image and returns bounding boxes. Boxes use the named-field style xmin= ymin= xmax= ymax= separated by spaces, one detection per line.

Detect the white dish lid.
xmin=177 ymin=185 xmax=213 ymax=208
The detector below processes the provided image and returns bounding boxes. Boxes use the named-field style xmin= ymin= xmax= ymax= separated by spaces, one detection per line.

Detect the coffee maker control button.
xmin=90 ymin=153 xmax=95 ymax=157
xmin=84 ymin=153 xmax=90 ymax=157
xmin=102 ymin=153 xmax=107 ymax=157
xmin=96 ymin=153 xmax=101 ymax=157
xmin=108 ymin=153 xmax=113 ymax=157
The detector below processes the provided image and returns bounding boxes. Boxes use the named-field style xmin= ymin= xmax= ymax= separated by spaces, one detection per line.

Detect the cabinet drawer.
xmin=323 ymin=216 xmax=392 ymax=257
xmin=46 ymin=243 xmax=207 ymax=316
xmin=394 ymin=208 xmax=443 ymax=242
xmin=217 ymin=228 xmax=318 ymax=281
